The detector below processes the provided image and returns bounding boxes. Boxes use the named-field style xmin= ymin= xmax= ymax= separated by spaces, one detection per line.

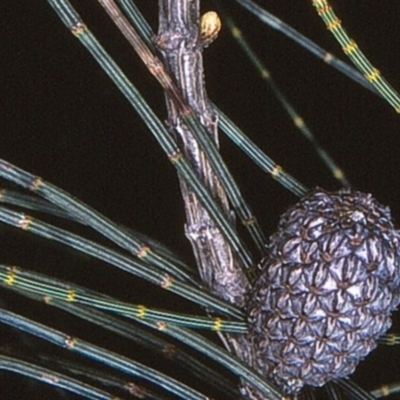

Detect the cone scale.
xmin=248 ymin=188 xmax=400 ymax=394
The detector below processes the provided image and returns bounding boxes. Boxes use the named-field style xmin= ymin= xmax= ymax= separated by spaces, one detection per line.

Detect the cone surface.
xmin=248 ymin=188 xmax=400 ymax=394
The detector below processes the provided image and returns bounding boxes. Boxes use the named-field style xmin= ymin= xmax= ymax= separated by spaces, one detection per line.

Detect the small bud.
xmin=200 ymin=11 xmax=221 ymax=47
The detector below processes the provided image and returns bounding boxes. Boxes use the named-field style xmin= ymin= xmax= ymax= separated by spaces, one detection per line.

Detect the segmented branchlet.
xmin=248 ymin=188 xmax=400 ymax=394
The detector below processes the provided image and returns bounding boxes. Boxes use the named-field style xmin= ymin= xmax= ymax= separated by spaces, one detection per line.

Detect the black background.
xmin=1 ymin=1 xmax=400 ymax=398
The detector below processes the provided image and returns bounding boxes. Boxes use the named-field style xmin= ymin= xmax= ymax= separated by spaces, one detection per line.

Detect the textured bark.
xmin=155 ymin=0 xmax=249 ymax=311
xmin=155 ymin=1 xmax=261 ymax=397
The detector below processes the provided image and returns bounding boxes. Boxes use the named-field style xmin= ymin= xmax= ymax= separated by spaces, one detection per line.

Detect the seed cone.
xmin=248 ymin=188 xmax=400 ymax=394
